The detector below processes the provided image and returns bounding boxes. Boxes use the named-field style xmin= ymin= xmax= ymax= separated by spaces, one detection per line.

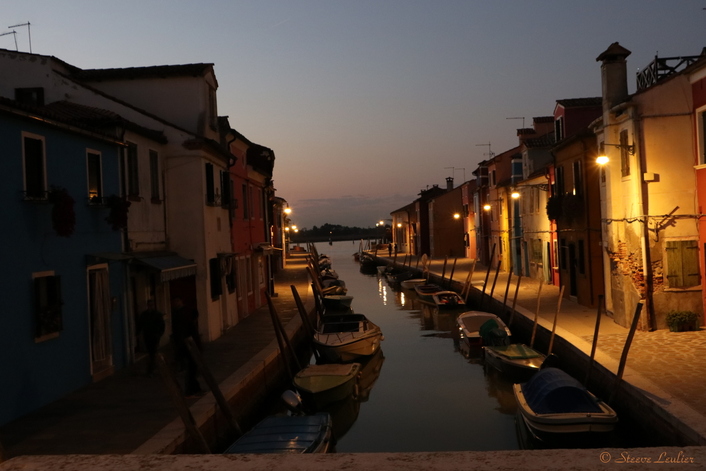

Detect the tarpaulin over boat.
xmin=522 ymin=367 xmax=603 ymax=414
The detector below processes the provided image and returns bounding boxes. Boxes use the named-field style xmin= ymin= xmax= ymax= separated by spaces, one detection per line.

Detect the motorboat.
xmin=413 ymin=283 xmax=442 ymax=302
xmin=313 ymin=313 xmax=383 ymax=362
xmin=293 ymin=362 xmax=361 ymax=410
xmin=321 ymin=294 xmax=354 ymax=311
xmin=456 ymin=311 xmax=511 ymax=349
xmin=513 ymin=367 xmax=618 ymax=443
xmin=431 ymin=290 xmax=466 ymax=310
xmin=400 ymin=278 xmax=427 ymax=290
xmin=483 ymin=343 xmax=546 ymax=380
xmin=223 ymin=391 xmax=333 ymax=454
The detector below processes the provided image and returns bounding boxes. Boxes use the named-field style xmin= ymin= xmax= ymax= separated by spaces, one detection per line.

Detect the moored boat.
xmin=513 ymin=367 xmax=618 ymax=443
xmin=400 ymin=278 xmax=427 ymax=290
xmin=431 ymin=290 xmax=466 ymax=309
xmin=223 ymin=404 xmax=333 ymax=454
xmin=483 ymin=343 xmax=546 ymax=380
xmin=314 ymin=313 xmax=384 ymax=362
xmin=413 ymin=283 xmax=442 ymax=302
xmin=322 ymin=294 xmax=354 ymax=311
xmin=456 ymin=311 xmax=511 ymax=349
xmin=293 ymin=362 xmax=361 ymax=410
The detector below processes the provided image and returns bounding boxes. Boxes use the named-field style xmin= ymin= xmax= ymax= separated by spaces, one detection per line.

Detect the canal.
xmin=279 ymin=241 xmax=659 ymax=452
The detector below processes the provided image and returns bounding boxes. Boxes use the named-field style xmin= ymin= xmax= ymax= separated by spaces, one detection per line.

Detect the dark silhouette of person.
xmin=137 ymin=299 xmax=165 ymax=377
xmin=171 ymin=297 xmax=203 ymax=398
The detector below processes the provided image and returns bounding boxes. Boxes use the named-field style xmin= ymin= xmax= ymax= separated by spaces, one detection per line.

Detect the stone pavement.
xmin=388 ymin=253 xmax=706 ymax=441
xmin=0 ymin=253 xmax=313 ymax=458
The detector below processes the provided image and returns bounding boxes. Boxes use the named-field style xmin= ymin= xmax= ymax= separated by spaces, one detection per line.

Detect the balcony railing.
xmin=637 ymin=50 xmax=706 ymax=91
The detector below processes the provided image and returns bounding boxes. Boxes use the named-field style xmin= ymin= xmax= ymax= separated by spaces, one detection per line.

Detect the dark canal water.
xmin=274 ymin=241 xmax=659 ymax=453
xmin=315 ymin=241 xmax=518 ymax=452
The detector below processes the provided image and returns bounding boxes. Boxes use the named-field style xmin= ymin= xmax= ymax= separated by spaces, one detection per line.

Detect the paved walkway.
xmin=0 ymin=253 xmax=313 ymax=458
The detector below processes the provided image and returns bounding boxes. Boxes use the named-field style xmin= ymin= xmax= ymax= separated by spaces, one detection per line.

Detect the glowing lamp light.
xmin=453 ymin=213 xmax=461 ymax=219
xmin=511 ymin=191 xmax=520 ymax=199
xmin=397 ymin=223 xmax=402 ymax=227
xmin=283 ymin=207 xmax=292 ymax=215
xmin=483 ymin=204 xmax=491 ymax=211
xmin=596 ymin=155 xmax=609 ymax=165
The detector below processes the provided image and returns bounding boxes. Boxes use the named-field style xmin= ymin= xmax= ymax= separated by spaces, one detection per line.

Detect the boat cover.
xmin=488 ymin=344 xmax=542 ymax=359
xmin=224 ymin=413 xmax=331 ymax=454
xmin=479 ymin=319 xmax=509 ymax=346
xmin=521 ymin=367 xmax=603 ymax=414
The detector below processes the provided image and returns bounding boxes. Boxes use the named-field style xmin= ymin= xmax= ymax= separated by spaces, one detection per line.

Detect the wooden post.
xmin=266 ymin=293 xmax=299 ymax=379
xmin=448 ymin=257 xmax=457 ymax=287
xmin=156 ymin=354 xmax=211 ymax=453
xmin=440 ymin=256 xmax=448 ymax=286
xmin=291 ymin=285 xmax=315 ymax=336
xmin=529 ymin=279 xmax=544 ymax=348
xmin=501 ymin=267 xmax=513 ymax=319
xmin=508 ymin=274 xmax=522 ymax=327
xmin=585 ymin=295 xmax=604 ymax=386
xmin=610 ymin=302 xmax=644 ymax=404
xmin=547 ymin=285 xmax=565 ymax=355
xmin=486 ymin=261 xmax=501 ymax=309
xmin=186 ymin=338 xmax=242 ymax=437
xmin=479 ymin=244 xmax=496 ymax=309
xmin=462 ymin=259 xmax=477 ymax=302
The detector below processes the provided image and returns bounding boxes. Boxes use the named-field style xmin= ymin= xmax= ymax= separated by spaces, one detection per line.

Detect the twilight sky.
xmin=3 ymin=1 xmax=705 ymax=229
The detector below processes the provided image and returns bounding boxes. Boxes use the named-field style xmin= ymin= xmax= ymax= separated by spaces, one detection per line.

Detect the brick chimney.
xmin=596 ymin=42 xmax=631 ymax=112
xmin=446 ymin=177 xmax=454 ymax=191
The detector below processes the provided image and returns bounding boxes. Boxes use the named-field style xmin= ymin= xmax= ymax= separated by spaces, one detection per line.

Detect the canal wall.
xmin=132 ymin=311 xmax=311 ymax=455
xmin=375 ymin=256 xmax=706 ymax=447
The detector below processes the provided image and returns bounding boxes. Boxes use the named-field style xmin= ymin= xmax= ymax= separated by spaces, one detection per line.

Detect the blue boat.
xmin=223 ymin=412 xmax=333 ymax=454
xmin=513 ymin=367 xmax=618 ymax=443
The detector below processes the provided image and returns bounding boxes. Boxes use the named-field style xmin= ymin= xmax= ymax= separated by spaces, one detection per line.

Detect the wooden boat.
xmin=431 ymin=290 xmax=466 ymax=309
xmin=293 ymin=363 xmax=361 ymax=409
xmin=321 ymin=294 xmax=353 ymax=311
xmin=223 ymin=412 xmax=333 ymax=454
xmin=384 ymin=269 xmax=415 ymax=284
xmin=313 ymin=313 xmax=384 ymax=362
xmin=483 ymin=343 xmax=546 ymax=379
xmin=400 ymin=278 xmax=426 ymax=290
xmin=456 ymin=311 xmax=511 ymax=349
xmin=513 ymin=367 xmax=618 ymax=443
xmin=413 ymin=283 xmax=442 ymax=302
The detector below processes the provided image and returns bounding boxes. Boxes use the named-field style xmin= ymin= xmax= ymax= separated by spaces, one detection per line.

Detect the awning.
xmin=134 ymin=254 xmax=197 ymax=282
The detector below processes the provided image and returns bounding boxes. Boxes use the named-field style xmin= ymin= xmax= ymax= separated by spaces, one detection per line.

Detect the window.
xmin=555 ymin=116 xmax=564 ymax=142
xmin=125 ymin=142 xmax=139 ymax=197
xmin=209 ymin=258 xmax=222 ymax=299
xmin=620 ymin=130 xmax=630 ymax=177
xmin=554 ymin=166 xmax=565 ymax=196
xmin=208 ymin=87 xmax=218 ymax=129
xmin=665 ymin=240 xmax=700 ymax=289
xmin=149 ymin=150 xmax=160 ymax=201
xmin=87 ymin=151 xmax=102 ymax=203
xmin=242 ymin=184 xmax=249 ymax=219
xmin=16 ymin=87 xmax=44 ymax=106
xmin=572 ymin=160 xmax=583 ymax=196
xmin=700 ymin=110 xmax=706 ymax=165
xmin=23 ymin=133 xmax=46 ymax=199
xmin=33 ymin=272 xmax=63 ymax=340
xmin=578 ymin=240 xmax=586 ymax=274
xmin=205 ymin=163 xmax=215 ymax=205
xmin=220 ymin=170 xmax=231 ymax=209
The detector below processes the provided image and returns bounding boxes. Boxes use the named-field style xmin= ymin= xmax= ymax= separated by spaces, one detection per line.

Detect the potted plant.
xmin=666 ymin=310 xmax=700 ymax=332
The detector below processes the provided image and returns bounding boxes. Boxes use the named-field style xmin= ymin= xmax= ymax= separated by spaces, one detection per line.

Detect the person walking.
xmin=137 ymin=299 xmax=165 ymax=377
xmin=171 ymin=297 xmax=203 ymax=398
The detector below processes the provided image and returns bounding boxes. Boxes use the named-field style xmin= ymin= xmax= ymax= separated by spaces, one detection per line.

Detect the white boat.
xmin=293 ymin=363 xmax=361 ymax=409
xmin=313 ymin=313 xmax=383 ymax=362
xmin=456 ymin=311 xmax=511 ymax=349
xmin=513 ymin=367 xmax=618 ymax=442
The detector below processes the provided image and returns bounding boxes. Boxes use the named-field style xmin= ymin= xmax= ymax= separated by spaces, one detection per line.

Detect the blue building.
xmin=0 ymin=97 xmax=131 ymax=425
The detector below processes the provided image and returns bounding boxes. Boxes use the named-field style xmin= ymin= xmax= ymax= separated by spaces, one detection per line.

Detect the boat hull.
xmin=223 ymin=413 xmax=333 ymax=454
xmin=313 ymin=331 xmax=383 ymax=362
xmin=483 ymin=344 xmax=545 ymax=380
xmin=293 ymin=363 xmax=361 ymax=409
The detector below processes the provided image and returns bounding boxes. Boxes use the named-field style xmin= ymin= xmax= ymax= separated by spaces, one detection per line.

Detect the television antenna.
xmin=444 ymin=166 xmax=466 ymax=183
xmin=506 ymin=116 xmax=525 ymax=128
xmin=8 ymin=22 xmax=31 ymax=53
xmin=475 ymin=142 xmax=494 ymax=159
xmin=0 ymin=30 xmax=17 ymax=51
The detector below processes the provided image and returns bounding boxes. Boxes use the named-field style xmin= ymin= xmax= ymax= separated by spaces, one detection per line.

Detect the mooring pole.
xmin=610 ymin=302 xmax=644 ymax=404
xmin=479 ymin=244 xmax=496 ymax=309
xmin=508 ymin=274 xmax=522 ymax=327
xmin=501 ymin=267 xmax=513 ymax=319
xmin=585 ymin=295 xmax=604 ymax=386
xmin=529 ymin=279 xmax=544 ymax=349
xmin=547 ymin=285 xmax=565 ymax=355
xmin=487 ymin=261 xmax=501 ymax=309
